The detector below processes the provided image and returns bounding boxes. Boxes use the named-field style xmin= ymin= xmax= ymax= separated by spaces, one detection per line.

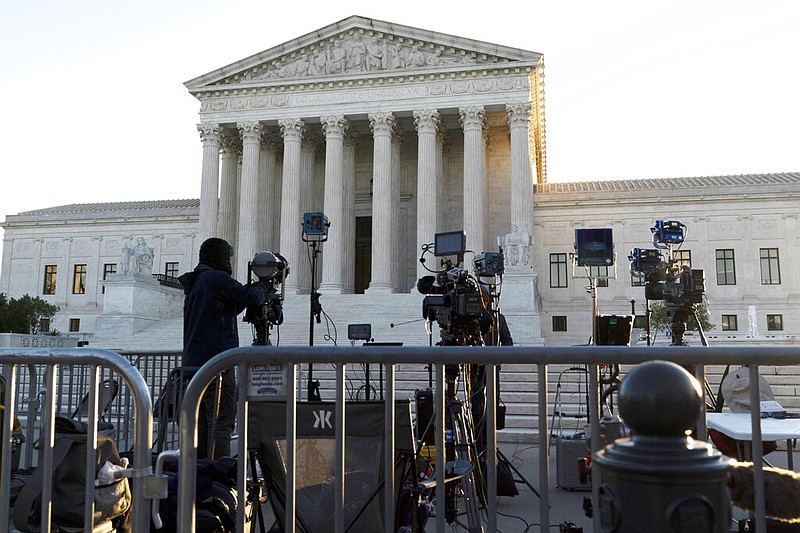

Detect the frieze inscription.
xmin=199 ymin=77 xmax=530 ymax=114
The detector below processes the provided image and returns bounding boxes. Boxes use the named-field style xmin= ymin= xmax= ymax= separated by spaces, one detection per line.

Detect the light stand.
xmin=302 ymin=212 xmax=329 ymax=402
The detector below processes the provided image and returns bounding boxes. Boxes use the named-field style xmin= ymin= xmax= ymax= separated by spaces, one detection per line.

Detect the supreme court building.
xmin=2 ymin=16 xmax=799 ymax=351
xmin=186 ymin=15 xmax=546 ymax=295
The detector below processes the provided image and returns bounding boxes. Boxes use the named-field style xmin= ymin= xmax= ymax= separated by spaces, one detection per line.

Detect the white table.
xmin=706 ymin=412 xmax=800 ymax=468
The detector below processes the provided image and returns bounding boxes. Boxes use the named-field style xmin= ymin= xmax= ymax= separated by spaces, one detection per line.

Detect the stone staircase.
xmin=90 ymin=292 xmax=800 ymax=443
xmin=92 ymin=292 xmax=545 ymax=441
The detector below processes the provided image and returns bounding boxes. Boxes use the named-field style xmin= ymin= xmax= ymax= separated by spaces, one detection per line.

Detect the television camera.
xmin=416 ymin=232 xmax=513 ymax=527
xmin=417 ymin=231 xmax=502 ymax=346
xmin=630 ymin=220 xmax=706 ymax=346
xmin=244 ymin=251 xmax=290 ymax=346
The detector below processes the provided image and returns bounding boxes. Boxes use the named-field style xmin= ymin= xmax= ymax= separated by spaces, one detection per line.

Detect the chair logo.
xmin=313 ymin=409 xmax=333 ymax=429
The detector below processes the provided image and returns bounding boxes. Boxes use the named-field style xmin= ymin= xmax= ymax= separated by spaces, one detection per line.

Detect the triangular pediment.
xmin=186 ymin=15 xmax=542 ymax=91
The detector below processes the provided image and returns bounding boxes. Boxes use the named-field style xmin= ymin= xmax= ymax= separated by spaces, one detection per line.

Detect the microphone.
xmin=729 ymin=461 xmax=800 ymax=522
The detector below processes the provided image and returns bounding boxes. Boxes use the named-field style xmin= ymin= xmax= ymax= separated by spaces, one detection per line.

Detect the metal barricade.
xmin=170 ymin=344 xmax=800 ymax=533
xmin=0 ymin=348 xmax=154 ymax=533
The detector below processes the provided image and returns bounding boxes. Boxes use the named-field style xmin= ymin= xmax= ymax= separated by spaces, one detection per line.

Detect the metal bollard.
xmin=593 ymin=360 xmax=731 ymax=532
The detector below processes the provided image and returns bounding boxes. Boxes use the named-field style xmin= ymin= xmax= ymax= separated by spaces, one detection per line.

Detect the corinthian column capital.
xmin=278 ymin=118 xmax=306 ymax=142
xmin=506 ymin=103 xmax=532 ymax=127
xmin=321 ymin=115 xmax=350 ymax=138
xmin=237 ymin=121 xmax=263 ymax=143
xmin=413 ymin=109 xmax=441 ymax=134
xmin=198 ymin=123 xmax=221 ymax=145
xmin=219 ymin=129 xmax=241 ymax=155
xmin=302 ymin=130 xmax=323 ymax=154
xmin=261 ymin=130 xmax=282 ymax=151
xmin=368 ymin=112 xmax=396 ymax=136
xmin=459 ymin=105 xmax=486 ymax=131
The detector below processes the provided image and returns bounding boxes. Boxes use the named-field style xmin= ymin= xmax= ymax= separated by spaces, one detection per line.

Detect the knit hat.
xmin=199 ymin=238 xmax=233 ymax=274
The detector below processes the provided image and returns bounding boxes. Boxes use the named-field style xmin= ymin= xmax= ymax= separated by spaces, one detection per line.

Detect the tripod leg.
xmin=496 ymin=449 xmax=541 ymax=499
xmin=448 ymin=399 xmax=485 ymax=531
xmin=248 ymin=451 xmax=267 ymax=533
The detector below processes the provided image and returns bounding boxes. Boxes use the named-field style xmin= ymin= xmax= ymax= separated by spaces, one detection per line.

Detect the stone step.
xmin=90 ymin=295 xmax=800 ymax=439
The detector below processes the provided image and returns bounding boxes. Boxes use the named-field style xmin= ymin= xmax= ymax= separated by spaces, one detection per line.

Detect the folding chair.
xmin=152 ymin=367 xmax=195 ymax=453
xmin=71 ymin=377 xmax=119 ymax=431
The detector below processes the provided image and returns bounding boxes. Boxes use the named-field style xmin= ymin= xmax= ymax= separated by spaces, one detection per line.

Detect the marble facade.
xmin=185 ymin=16 xmax=545 ymax=295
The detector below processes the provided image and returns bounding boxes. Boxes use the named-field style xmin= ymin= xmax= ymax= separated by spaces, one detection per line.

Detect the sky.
xmin=1 ymin=0 xmax=798 ymax=236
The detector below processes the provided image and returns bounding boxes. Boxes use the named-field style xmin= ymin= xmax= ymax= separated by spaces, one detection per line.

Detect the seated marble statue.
xmin=122 ymin=237 xmax=154 ymax=276
xmin=503 ymin=225 xmax=531 ymax=266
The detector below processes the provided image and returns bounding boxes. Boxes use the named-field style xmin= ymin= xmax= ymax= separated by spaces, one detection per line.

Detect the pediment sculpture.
xmin=237 ymin=35 xmax=486 ymax=83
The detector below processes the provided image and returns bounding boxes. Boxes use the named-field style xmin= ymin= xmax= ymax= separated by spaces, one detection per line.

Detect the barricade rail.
xmin=1 ymin=350 xmax=180 ymax=455
xmin=174 ymin=344 xmax=800 ymax=533
xmin=2 ymin=345 xmax=797 ymax=532
xmin=0 ymin=348 xmax=154 ymax=533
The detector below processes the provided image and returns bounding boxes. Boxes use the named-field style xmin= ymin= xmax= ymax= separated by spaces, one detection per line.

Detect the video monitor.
xmin=575 ymin=228 xmax=614 ymax=267
xmin=347 ymin=323 xmax=372 ymax=341
xmin=434 ymin=231 xmax=466 ymax=257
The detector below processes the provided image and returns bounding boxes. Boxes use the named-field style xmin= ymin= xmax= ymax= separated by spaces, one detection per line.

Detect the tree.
xmin=0 ymin=293 xmax=60 ymax=334
xmin=648 ymin=300 xmax=715 ymax=342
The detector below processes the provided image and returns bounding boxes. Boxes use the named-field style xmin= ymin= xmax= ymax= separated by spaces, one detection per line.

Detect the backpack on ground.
xmin=152 ymin=455 xmax=246 ymax=533
xmin=11 ymin=415 xmax=132 ymax=533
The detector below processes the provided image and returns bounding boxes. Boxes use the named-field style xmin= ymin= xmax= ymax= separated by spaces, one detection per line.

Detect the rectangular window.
xmin=760 ymin=248 xmax=781 ymax=284
xmin=767 ymin=314 xmax=783 ymax=331
xmin=69 ymin=318 xmax=80 ymax=332
xmin=715 ymin=249 xmax=736 ymax=285
xmin=72 ymin=264 xmax=86 ymax=294
xmin=672 ymin=250 xmax=691 ymax=269
xmin=165 ymin=262 xmax=179 ymax=278
xmin=43 ymin=265 xmax=57 ymax=295
xmin=721 ymin=315 xmax=738 ymax=331
xmin=553 ymin=316 xmax=568 ymax=332
xmin=588 ymin=265 xmax=609 ymax=287
xmin=102 ymin=263 xmax=117 ymax=294
xmin=103 ymin=263 xmax=117 ymax=279
xmin=40 ymin=318 xmax=51 ymax=334
xmin=550 ymin=253 xmax=568 ymax=288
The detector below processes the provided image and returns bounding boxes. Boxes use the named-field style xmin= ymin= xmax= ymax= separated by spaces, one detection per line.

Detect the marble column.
xmin=507 ymin=103 xmax=535 ymax=252
xmin=436 ymin=126 xmax=449 ymax=236
xmin=460 ymin=105 xmax=487 ymax=256
xmin=319 ymin=115 xmax=349 ymax=294
xmin=217 ymin=130 xmax=241 ymax=248
xmin=236 ymin=121 xmax=262 ymax=281
xmin=298 ymin=132 xmax=320 ymax=294
xmin=197 ymin=123 xmax=221 ymax=245
xmin=278 ymin=118 xmax=305 ymax=294
xmin=367 ymin=112 xmax=396 ymax=293
xmin=342 ymin=133 xmax=358 ymax=293
xmin=414 ymin=110 xmax=440 ymax=281
xmin=391 ymin=126 xmax=403 ymax=292
xmin=258 ymin=132 xmax=282 ymax=253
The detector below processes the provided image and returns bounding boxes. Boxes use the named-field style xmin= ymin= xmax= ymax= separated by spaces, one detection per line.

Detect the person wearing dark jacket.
xmin=179 ymin=237 xmax=268 ymax=459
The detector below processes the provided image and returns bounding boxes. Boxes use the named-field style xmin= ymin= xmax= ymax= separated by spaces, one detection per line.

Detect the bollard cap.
xmin=618 ymin=360 xmax=703 ymax=438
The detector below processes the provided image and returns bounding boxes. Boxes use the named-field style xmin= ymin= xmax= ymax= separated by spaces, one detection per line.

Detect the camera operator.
xmin=479 ymin=286 xmax=513 ymax=347
xmin=179 ymin=237 xmax=269 ymax=459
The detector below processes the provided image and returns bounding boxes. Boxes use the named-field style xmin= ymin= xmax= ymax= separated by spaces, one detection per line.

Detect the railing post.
xmin=537 ymin=362 xmax=550 ymax=532
xmin=594 ymin=360 xmax=731 ymax=532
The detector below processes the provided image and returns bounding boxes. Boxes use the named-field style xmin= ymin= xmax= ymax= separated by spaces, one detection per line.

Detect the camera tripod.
xmin=667 ymin=302 xmax=720 ymax=412
xmin=443 ymin=389 xmax=486 ymax=531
